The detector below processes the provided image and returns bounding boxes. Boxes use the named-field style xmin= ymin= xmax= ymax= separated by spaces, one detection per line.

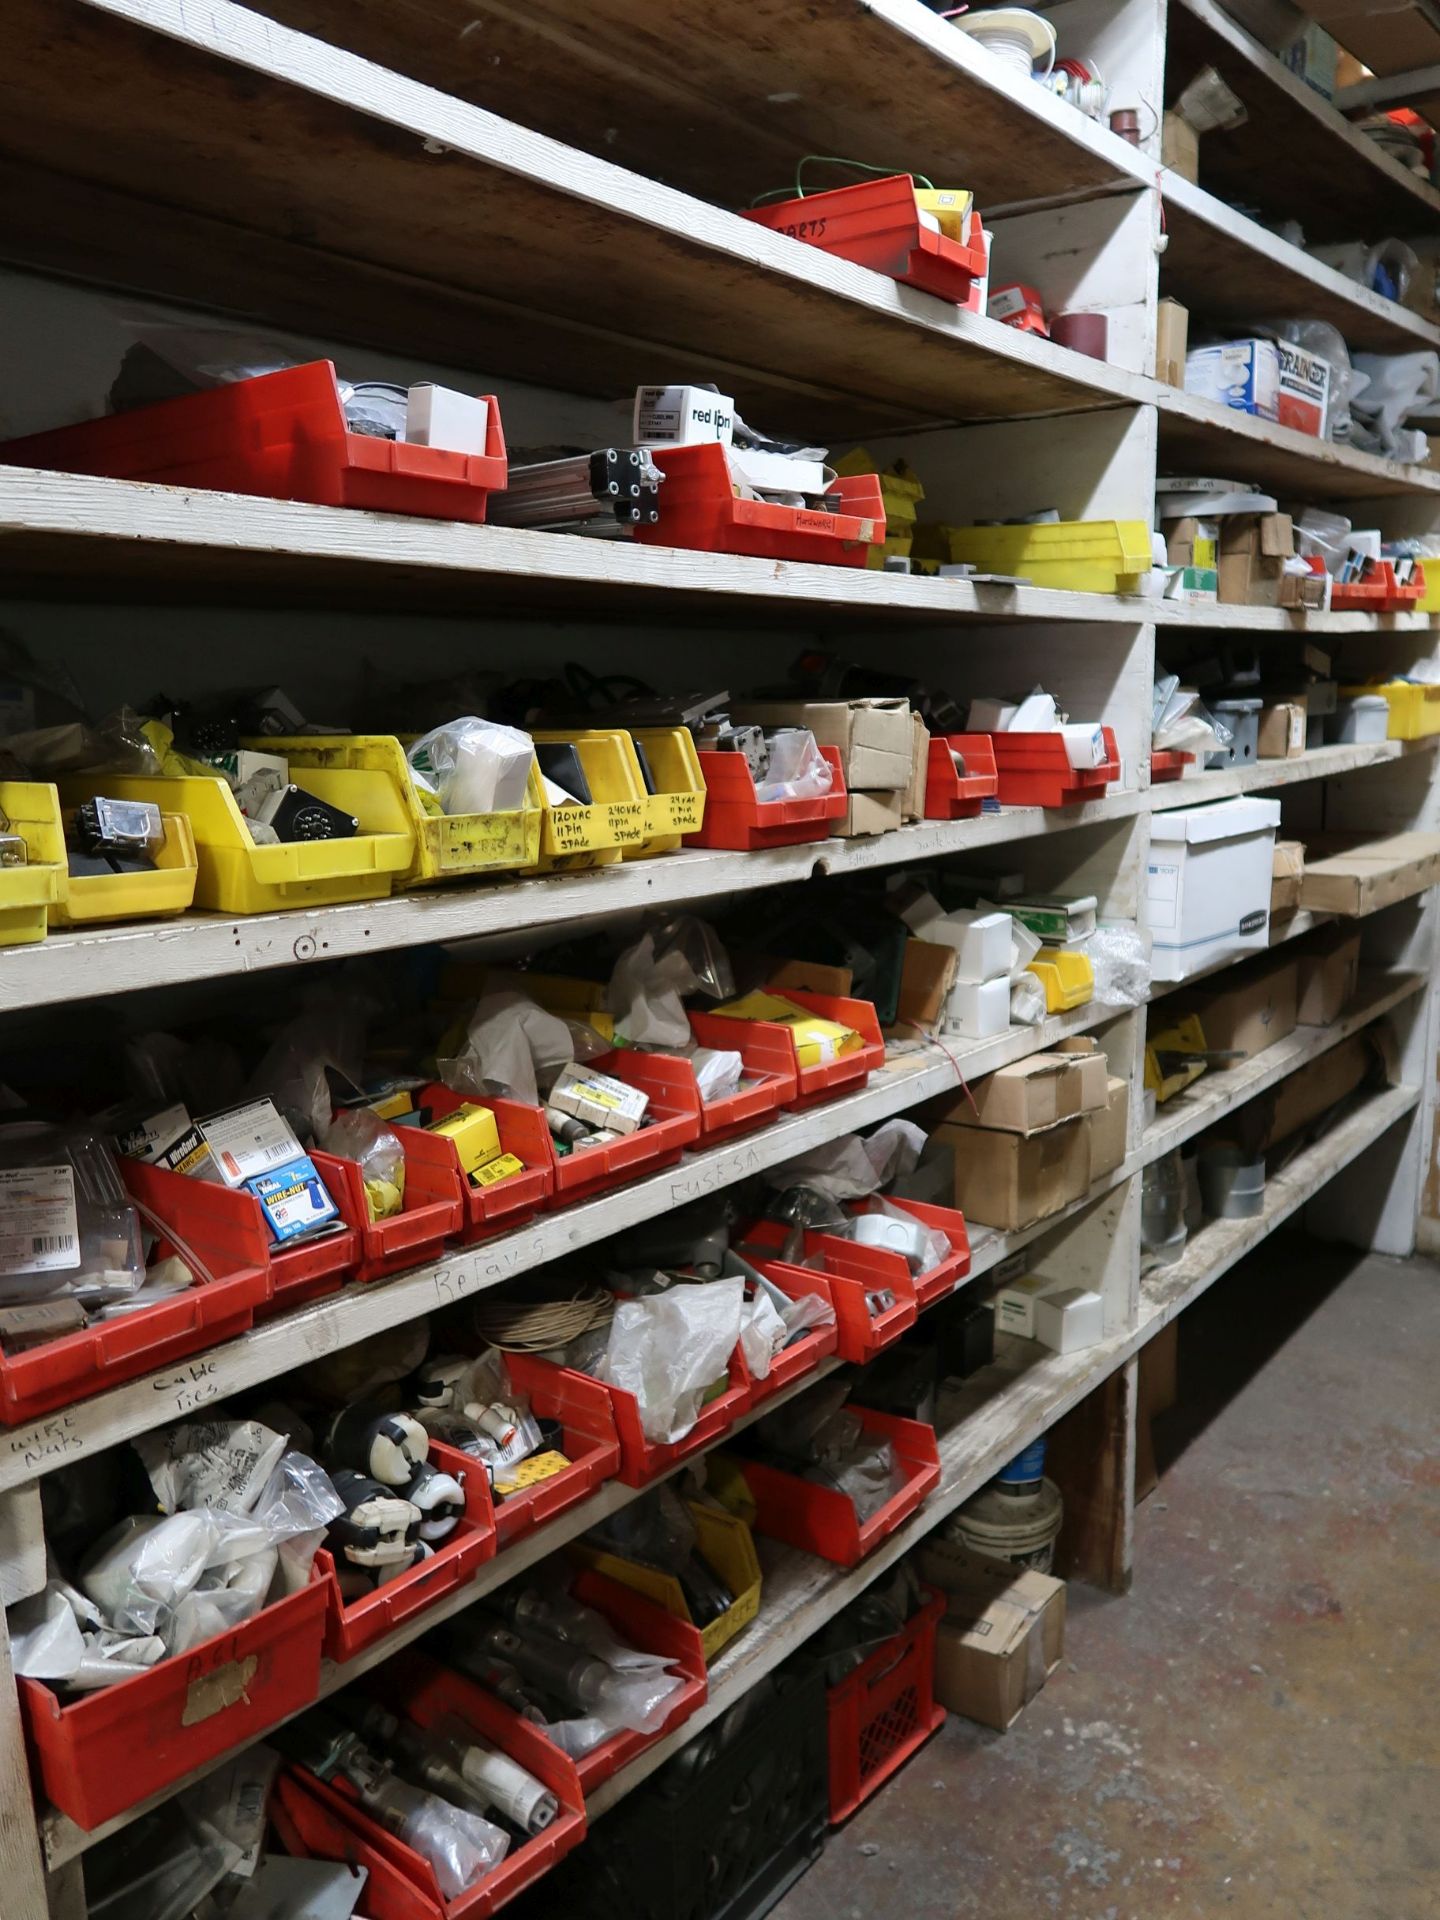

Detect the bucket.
xmin=994 ymin=1437 xmax=1048 ymax=1498
xmin=1198 ymin=1142 xmax=1265 ymax=1220
xmin=1142 ymin=1149 xmax=1187 ymax=1265
xmin=947 ymin=1476 xmax=1064 ymax=1573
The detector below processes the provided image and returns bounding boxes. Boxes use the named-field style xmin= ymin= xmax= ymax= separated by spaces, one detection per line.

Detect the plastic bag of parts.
xmin=83 ymin=1812 xmax=245 ymax=1920
xmin=1350 ymin=350 xmax=1439 ymax=463
xmin=754 ymin=727 xmax=834 ymax=804
xmin=1089 ymin=922 xmax=1150 ymax=1008
xmin=412 ymin=1347 xmax=545 ymax=1476
xmin=858 ymin=1195 xmax=952 ymax=1277
xmin=764 ymin=1117 xmax=927 ymax=1204
xmin=406 ymin=718 xmax=536 ymax=817
xmin=595 ymin=1276 xmax=744 ymax=1443
xmin=1275 ymin=319 xmax=1356 ymax=443
xmin=1009 ymin=971 xmax=1048 ymax=1027
xmin=368 ymin=1773 xmax=510 ymax=1900
xmin=739 ymin=1272 xmax=833 ymax=1380
xmin=457 ymin=1579 xmax=687 ymax=1755
xmin=246 ymin=988 xmax=373 ymax=1145
xmin=755 ymin=1384 xmax=899 ymax=1522
xmin=0 ymin=1121 xmax=146 ymax=1308
xmin=1153 ymin=677 xmax=1225 ymax=758
xmin=1294 ymin=507 xmax=1352 ymax=574
xmin=578 ymin=1482 xmax=735 ymax=1636
xmin=439 ymin=991 xmax=574 ymax=1107
xmin=2 ymin=706 xmax=159 ymax=780
xmin=321 ymin=1106 xmax=406 ymax=1220
xmin=811 ymin=1560 xmax=928 ymax=1684
xmin=606 ymin=915 xmax=734 ymax=1050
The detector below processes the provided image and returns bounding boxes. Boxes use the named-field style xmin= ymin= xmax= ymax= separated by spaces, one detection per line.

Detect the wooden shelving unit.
xmin=1 ymin=1 xmax=1437 ymax=1915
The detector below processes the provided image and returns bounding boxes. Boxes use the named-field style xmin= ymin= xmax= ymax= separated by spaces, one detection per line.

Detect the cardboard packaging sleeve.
xmin=1183 ymin=955 xmax=1299 ymax=1064
xmin=1156 ymin=296 xmax=1190 ymax=388
xmin=830 ymin=787 xmax=903 ymax=838
xmin=1258 ymin=701 xmax=1307 ymax=759
xmin=903 ymin=712 xmax=929 ymax=822
xmin=1296 ymin=925 xmax=1361 ymax=1026
xmin=1087 ymin=1074 xmax=1130 ymax=1179
xmin=734 ymin=697 xmax=915 ymax=792
xmin=894 ymin=938 xmax=957 ymax=1034
xmin=941 ymin=1113 xmax=1091 ymax=1230
xmin=1271 ymin=839 xmax=1305 ymax=915
xmin=921 ymin=1541 xmax=1066 ymax=1731
xmin=1161 ymin=113 xmax=1199 ymax=183
xmin=1297 ymin=833 xmax=1440 ymax=916
xmin=950 ymin=1053 xmax=1108 ymax=1134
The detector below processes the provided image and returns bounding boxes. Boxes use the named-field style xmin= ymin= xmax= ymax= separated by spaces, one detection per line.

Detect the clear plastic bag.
xmin=365 ymin=1775 xmax=509 ymax=1899
xmin=320 ymin=1107 xmax=405 ymax=1220
xmin=438 ymin=991 xmax=574 ymax=1107
xmin=406 ymin=719 xmax=535 ymax=817
xmin=606 ymin=915 xmax=734 ymax=1050
xmin=1089 ymin=922 xmax=1150 ymax=1009
xmin=0 ymin=1121 xmax=145 ymax=1307
xmin=137 ymin=1418 xmax=289 ymax=1515
xmin=691 ymin=1046 xmax=743 ymax=1102
xmin=764 ymin=1118 xmax=924 ymax=1203
xmin=1350 ymin=349 xmax=1439 ymax=462
xmin=1009 ymin=972 xmax=1047 ymax=1026
xmin=1296 ymin=506 xmax=1353 ymax=575
xmin=755 ymin=728 xmax=833 ymax=803
xmin=597 ymin=1278 xmax=743 ymax=1443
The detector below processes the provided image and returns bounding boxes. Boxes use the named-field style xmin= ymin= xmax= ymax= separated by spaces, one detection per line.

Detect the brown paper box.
xmin=949 ymin=1054 xmax=1107 ymax=1134
xmin=764 ymin=957 xmax=854 ymax=997
xmin=1237 ymin=1031 xmax=1383 ymax=1152
xmin=1258 ymin=702 xmax=1307 ymax=759
xmin=1271 ymin=839 xmax=1305 ymax=915
xmin=1087 ymin=1075 xmax=1130 ymax=1179
xmin=830 ymin=787 xmax=903 ymax=838
xmin=1298 ymin=833 xmax=1440 ymax=915
xmin=1161 ymin=113 xmax=1199 ymax=184
xmin=942 ymin=1115 xmax=1091 ymax=1230
xmin=734 ymin=697 xmax=914 ymax=791
xmin=1188 ymin=957 xmax=1299 ymax=1063
xmin=1156 ymin=296 xmax=1190 ymax=388
xmin=904 ymin=712 xmax=929 ymax=823
xmin=1296 ymin=926 xmax=1361 ymax=1026
xmin=894 ymin=938 xmax=958 ymax=1035
xmin=924 ymin=1544 xmax=1066 ymax=1731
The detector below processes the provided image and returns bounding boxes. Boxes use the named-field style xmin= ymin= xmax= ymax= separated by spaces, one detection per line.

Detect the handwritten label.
xmin=794 ymin=510 xmax=839 ymax=534
xmin=546 ymin=813 xmax=602 ymax=854
xmin=780 ymin=216 xmax=828 ymax=241
xmin=480 ymin=1232 xmax=550 ymax=1281
xmin=7 ymin=1410 xmax=81 ymax=1476
xmin=153 ymin=1356 xmax=222 ymax=1416
xmin=668 ymin=1144 xmax=762 ymax=1207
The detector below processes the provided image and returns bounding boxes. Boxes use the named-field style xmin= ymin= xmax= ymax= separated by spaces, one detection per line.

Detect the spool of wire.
xmin=471 ymin=1280 xmax=615 ymax=1352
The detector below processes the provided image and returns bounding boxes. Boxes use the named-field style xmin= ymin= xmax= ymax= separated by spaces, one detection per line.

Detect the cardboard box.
xmin=1296 ymin=925 xmax=1361 ymax=1026
xmin=942 ymin=1114 xmax=1091 ymax=1230
xmin=1276 ymin=341 xmax=1332 ymax=438
xmin=1238 ymin=1031 xmax=1381 ymax=1152
xmin=1156 ymin=297 xmax=1190 ymax=388
xmin=942 ymin=975 xmax=1012 ymax=1040
xmin=1258 ymin=702 xmax=1307 ymax=759
xmin=1148 ymin=796 xmax=1280 ymax=982
xmin=1189 ymin=956 xmax=1299 ymax=1062
xmin=765 ymin=956 xmax=853 ymax=997
xmin=1087 ymin=1075 xmax=1130 ymax=1178
xmin=903 ymin=712 xmax=929 ymax=822
xmin=735 ymin=698 xmax=914 ymax=791
xmin=895 ymin=938 xmax=957 ymax=1034
xmin=952 ymin=1054 xmax=1107 ymax=1134
xmin=1298 ymin=832 xmax=1440 ymax=916
xmin=831 ymin=787 xmax=903 ymax=837
xmin=993 ymin=1272 xmax=1051 ymax=1339
xmin=1164 ymin=515 xmax=1218 ymax=569
xmin=1035 ymin=1285 xmax=1104 ymax=1354
xmin=1271 ymin=839 xmax=1305 ymax=915
xmin=925 ymin=1546 xmax=1065 ymax=1731
xmin=1218 ymin=512 xmax=1296 ymax=608
xmin=1161 ymin=113 xmax=1199 ymax=183
xmin=1186 ymin=338 xmax=1280 ymax=422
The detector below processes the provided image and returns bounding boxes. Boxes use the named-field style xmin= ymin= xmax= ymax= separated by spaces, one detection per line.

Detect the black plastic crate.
xmin=520 ymin=1663 xmax=828 ymax=1920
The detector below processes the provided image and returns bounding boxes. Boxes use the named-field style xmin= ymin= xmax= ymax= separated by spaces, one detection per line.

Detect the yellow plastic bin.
xmin=60 ymin=772 xmax=414 ymax=913
xmin=1338 ymin=680 xmax=1440 ymax=741
xmin=936 ymin=519 xmax=1153 ymax=593
xmin=0 ymin=782 xmax=66 ymax=947
xmin=49 ymin=810 xmax=199 ymax=927
xmin=528 ymin=730 xmax=648 ymax=873
xmin=570 ymin=1502 xmax=761 ymax=1664
xmin=617 ymin=726 xmax=707 ymax=855
xmin=256 ymin=735 xmax=543 ymax=885
xmin=1027 ymin=946 xmax=1095 ymax=1012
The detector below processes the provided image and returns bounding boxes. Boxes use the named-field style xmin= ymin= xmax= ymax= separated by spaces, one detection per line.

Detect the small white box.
xmin=633 ymin=384 xmax=735 ymax=448
xmin=1033 ymin=1285 xmax=1104 ymax=1353
xmin=404 ymin=385 xmax=490 ymax=455
xmin=1061 ymin=722 xmax=1107 ymax=769
xmin=942 ymin=975 xmax=1011 ymax=1039
xmin=994 ymin=1274 xmax=1049 ymax=1339
xmin=727 ymin=446 xmax=827 ymax=496
xmin=968 ymin=697 xmax=1019 ymax=733
xmin=928 ymin=908 xmax=1013 ymax=983
xmin=1147 ymin=796 xmax=1280 ymax=982
xmin=549 ymin=1064 xmax=649 ymax=1135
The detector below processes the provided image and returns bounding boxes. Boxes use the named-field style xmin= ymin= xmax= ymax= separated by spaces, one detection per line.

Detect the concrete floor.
xmin=773 ymin=1236 xmax=1440 ymax=1920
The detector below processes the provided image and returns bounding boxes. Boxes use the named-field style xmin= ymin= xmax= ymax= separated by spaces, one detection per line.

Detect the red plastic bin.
xmin=276 ymin=1653 xmax=586 ymax=1918
xmin=742 ymin=174 xmax=988 ymax=308
xmin=123 ymin=1153 xmax=358 ymax=1320
xmin=739 ymin=1406 xmax=941 ymax=1567
xmin=523 ymin=1348 xmax=751 ymax=1489
xmin=418 ymin=1085 xmax=555 ymax=1242
xmin=826 ymin=1585 xmax=947 ymax=1822
xmin=667 ymin=1013 xmax=797 ymax=1142
xmin=738 ymin=1224 xmax=918 ymax=1363
xmin=924 ymin=732 xmax=999 ymax=820
xmin=0 ymin=1163 xmax=272 ymax=1427
xmin=560 ymin=1570 xmax=708 ymax=1792
xmin=0 ymin=361 xmax=509 ymax=522
xmin=317 ymin=1441 xmax=495 ymax=1663
xmin=1331 ymin=560 xmax=1426 ymax=611
xmin=990 ymin=725 xmax=1121 ymax=808
xmin=696 ymin=989 xmax=883 ymax=1111
xmin=21 ymin=1573 xmax=327 ymax=1829
xmin=312 ymin=1128 xmax=463 ymax=1284
xmin=840 ymin=1196 xmax=971 ymax=1310
xmin=636 ymin=442 xmax=884 ymax=566
xmin=1149 ymin=748 xmax=1193 ymax=783
xmin=685 ymin=742 xmax=848 ymax=850
xmin=740 ymin=1262 xmax=839 ymax=1405
xmin=490 ymin=1352 xmax=622 ymax=1551
xmin=540 ymin=1051 xmax=703 ymax=1208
